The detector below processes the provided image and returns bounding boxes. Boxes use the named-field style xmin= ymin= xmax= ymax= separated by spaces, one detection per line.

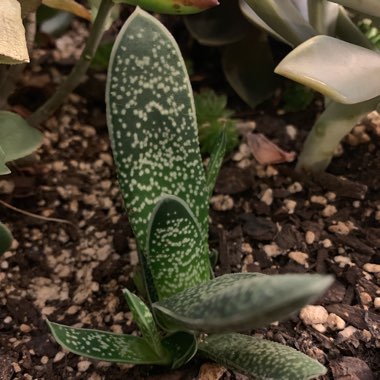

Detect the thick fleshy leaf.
xmin=162 ymin=332 xmax=198 ymax=369
xmin=185 ymin=1 xmax=250 ymax=46
xmin=153 ymin=273 xmax=333 ymax=333
xmin=329 ymin=0 xmax=380 ymax=17
xmin=243 ymin=0 xmax=316 ymax=46
xmin=47 ymin=321 xmax=170 ymax=365
xmin=106 ymin=8 xmax=209 ymax=253
xmin=297 ymin=96 xmax=380 ymax=172
xmin=0 ymin=111 xmax=43 ymax=174
xmin=42 ymin=0 xmax=91 ymax=20
xmin=147 ymin=195 xmax=210 ymax=300
xmin=275 ymin=35 xmax=380 ymax=104
xmin=0 ymin=222 xmax=13 ymax=255
xmin=222 ymin=30 xmax=279 ymax=108
xmin=206 ymin=130 xmax=226 ymax=197
xmin=307 ymin=0 xmax=339 ymax=35
xmin=239 ymin=0 xmax=289 ymax=45
xmin=114 ymin=0 xmax=219 ymax=15
xmin=199 ymin=333 xmax=327 ymax=380
xmin=0 ymin=0 xmax=29 ymax=64
xmin=335 ymin=6 xmax=376 ymax=50
xmin=122 ymin=289 xmax=169 ymax=359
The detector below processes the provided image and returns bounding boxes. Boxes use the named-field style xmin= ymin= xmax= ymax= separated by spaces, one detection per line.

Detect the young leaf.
xmin=0 ymin=222 xmax=13 ymax=255
xmin=0 ymin=111 xmax=43 ymax=174
xmin=153 ymin=273 xmax=333 ymax=333
xmin=205 ymin=130 xmax=226 ymax=197
xmin=106 ymin=7 xmax=209 ymax=254
xmin=199 ymin=333 xmax=327 ymax=380
xmin=147 ymin=195 xmax=210 ymax=300
xmin=162 ymin=331 xmax=198 ymax=369
xmin=122 ymin=289 xmax=169 ymax=360
xmin=42 ymin=0 xmax=91 ymax=21
xmin=275 ymin=35 xmax=380 ymax=104
xmin=47 ymin=320 xmax=170 ymax=365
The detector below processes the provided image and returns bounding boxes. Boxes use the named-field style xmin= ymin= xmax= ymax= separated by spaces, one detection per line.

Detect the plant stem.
xmin=27 ymin=0 xmax=114 ymax=126
xmin=296 ymin=96 xmax=380 ymax=172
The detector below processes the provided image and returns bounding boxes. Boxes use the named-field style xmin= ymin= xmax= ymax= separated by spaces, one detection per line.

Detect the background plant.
xmin=48 ymin=8 xmax=333 ymax=379
xmin=185 ymin=0 xmax=380 ymax=172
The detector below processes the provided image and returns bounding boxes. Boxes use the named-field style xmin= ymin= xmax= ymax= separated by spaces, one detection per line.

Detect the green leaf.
xmin=205 ymin=130 xmax=226 ymax=198
xmin=275 ymin=35 xmax=380 ymax=104
xmin=106 ymin=7 xmax=209 ymax=254
xmin=147 ymin=195 xmax=210 ymax=300
xmin=0 ymin=111 xmax=43 ymax=175
xmin=47 ymin=320 xmax=169 ymax=365
xmin=162 ymin=331 xmax=198 ymax=369
xmin=113 ymin=0 xmax=219 ymax=15
xmin=185 ymin=0 xmax=249 ymax=46
xmin=199 ymin=333 xmax=327 ymax=380
xmin=243 ymin=0 xmax=317 ymax=47
xmin=297 ymin=96 xmax=380 ymax=172
xmin=222 ymin=30 xmax=279 ymax=108
xmin=329 ymin=0 xmax=380 ymax=18
xmin=153 ymin=273 xmax=333 ymax=333
xmin=122 ymin=289 xmax=169 ymax=360
xmin=0 ymin=222 xmax=13 ymax=255
xmin=358 ymin=18 xmax=380 ymax=50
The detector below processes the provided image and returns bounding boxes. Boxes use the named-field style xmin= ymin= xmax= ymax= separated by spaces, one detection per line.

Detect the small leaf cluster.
xmin=358 ymin=18 xmax=380 ymax=49
xmin=48 ymin=8 xmax=332 ymax=380
xmin=194 ymin=89 xmax=239 ymax=155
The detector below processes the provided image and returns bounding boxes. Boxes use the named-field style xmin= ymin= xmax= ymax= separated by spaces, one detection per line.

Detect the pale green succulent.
xmin=48 ymin=8 xmax=333 ymax=379
xmin=186 ymin=0 xmax=380 ymax=172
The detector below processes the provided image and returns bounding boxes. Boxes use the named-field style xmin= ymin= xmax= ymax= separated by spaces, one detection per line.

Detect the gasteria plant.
xmin=185 ymin=0 xmax=380 ymax=172
xmin=48 ymin=8 xmax=333 ymax=379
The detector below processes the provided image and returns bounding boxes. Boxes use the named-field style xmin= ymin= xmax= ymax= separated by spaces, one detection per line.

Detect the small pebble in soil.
xmin=78 ymin=360 xmax=92 ymax=372
xmin=283 ymin=199 xmax=297 ymax=214
xmin=210 ymin=195 xmax=234 ymax=211
xmin=374 ymin=297 xmax=380 ymax=309
xmin=260 ymin=188 xmax=273 ymax=206
xmin=299 ymin=305 xmax=328 ymax=325
xmin=19 ymin=324 xmax=32 ymax=333
xmin=53 ymin=351 xmax=65 ymax=363
xmin=360 ymin=291 xmax=372 ymax=306
xmin=328 ymin=221 xmax=356 ymax=235
xmin=312 ymin=323 xmax=327 ymax=333
xmin=305 ymin=231 xmax=315 ymax=245
xmin=334 ymin=255 xmax=354 ymax=268
xmin=287 ymin=181 xmax=303 ymax=193
xmin=288 ymin=251 xmax=309 ymax=267
xmin=337 ymin=326 xmax=358 ymax=342
xmin=321 ymin=239 xmax=332 ymax=248
xmin=363 ymin=263 xmax=380 ymax=273
xmin=322 ymin=205 xmax=337 ymax=217
xmin=263 ymin=243 xmax=282 ymax=258
xmin=310 ymin=195 xmax=327 ymax=205
xmin=327 ymin=313 xmax=346 ymax=331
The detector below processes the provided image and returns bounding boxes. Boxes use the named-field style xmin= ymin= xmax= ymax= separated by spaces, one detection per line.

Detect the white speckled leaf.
xmin=106 ymin=8 xmax=208 ymax=254
xmin=147 ymin=195 xmax=210 ymax=300
xmin=199 ymin=333 xmax=327 ymax=380
xmin=47 ymin=321 xmax=170 ymax=365
xmin=206 ymin=130 xmax=226 ymax=197
xmin=122 ymin=289 xmax=169 ymax=359
xmin=0 ymin=222 xmax=13 ymax=255
xmin=153 ymin=273 xmax=333 ymax=332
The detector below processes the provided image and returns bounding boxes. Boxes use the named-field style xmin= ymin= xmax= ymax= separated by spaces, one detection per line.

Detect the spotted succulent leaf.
xmin=153 ymin=273 xmax=333 ymax=333
xmin=161 ymin=331 xmax=198 ymax=369
xmin=106 ymin=7 xmax=209 ymax=255
xmin=205 ymin=130 xmax=226 ymax=197
xmin=198 ymin=333 xmax=327 ymax=380
xmin=122 ymin=289 xmax=169 ymax=359
xmin=47 ymin=321 xmax=170 ymax=365
xmin=147 ymin=195 xmax=210 ymax=300
xmin=0 ymin=222 xmax=12 ymax=255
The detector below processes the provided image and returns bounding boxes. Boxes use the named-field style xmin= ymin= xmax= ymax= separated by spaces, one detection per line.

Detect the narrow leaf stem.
xmin=27 ymin=0 xmax=114 ymax=126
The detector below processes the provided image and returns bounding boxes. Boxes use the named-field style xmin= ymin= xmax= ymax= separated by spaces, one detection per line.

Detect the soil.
xmin=1 ymin=13 xmax=380 ymax=380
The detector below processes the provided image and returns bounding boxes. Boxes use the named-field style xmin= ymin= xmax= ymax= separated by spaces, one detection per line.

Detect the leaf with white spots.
xmin=153 ymin=273 xmax=333 ymax=333
xmin=206 ymin=129 xmax=226 ymax=198
xmin=106 ymin=8 xmax=209 ymax=255
xmin=122 ymin=288 xmax=169 ymax=359
xmin=147 ymin=195 xmax=210 ymax=300
xmin=161 ymin=331 xmax=198 ymax=369
xmin=199 ymin=333 xmax=327 ymax=380
xmin=47 ymin=321 xmax=171 ymax=365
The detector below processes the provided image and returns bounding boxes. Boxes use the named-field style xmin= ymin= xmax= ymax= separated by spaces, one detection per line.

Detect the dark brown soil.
xmin=1 ymin=15 xmax=379 ymax=380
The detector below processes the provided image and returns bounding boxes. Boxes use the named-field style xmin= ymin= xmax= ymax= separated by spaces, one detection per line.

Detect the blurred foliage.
xmin=283 ymin=82 xmax=314 ymax=112
xmin=358 ymin=18 xmax=380 ymax=49
xmin=194 ymin=89 xmax=239 ymax=155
